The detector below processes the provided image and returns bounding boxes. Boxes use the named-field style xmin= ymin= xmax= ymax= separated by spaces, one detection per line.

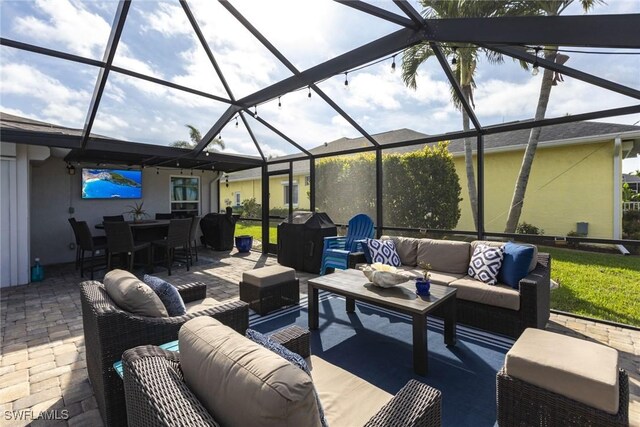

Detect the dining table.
xmin=95 ymin=219 xmax=170 ymax=242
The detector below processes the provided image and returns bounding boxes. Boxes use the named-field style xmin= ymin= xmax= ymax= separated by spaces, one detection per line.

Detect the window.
xmin=283 ymin=182 xmax=299 ymax=206
xmin=234 ymin=192 xmax=241 ymax=206
xmin=170 ymin=176 xmax=200 ymax=216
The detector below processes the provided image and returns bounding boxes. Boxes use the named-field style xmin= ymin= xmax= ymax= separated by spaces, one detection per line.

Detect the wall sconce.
xmin=66 ymin=163 xmax=76 ymax=175
xmin=225 ymin=174 xmax=229 ymax=188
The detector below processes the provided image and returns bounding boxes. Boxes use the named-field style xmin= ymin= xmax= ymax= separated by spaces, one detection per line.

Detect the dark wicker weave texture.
xmin=122 ymin=326 xmax=442 ymax=427
xmin=349 ymin=252 xmax=551 ymax=339
xmin=268 ymin=324 xmax=311 ymax=358
xmin=239 ymin=278 xmax=300 ymax=315
xmin=497 ymin=367 xmax=629 ymax=426
xmin=80 ymin=280 xmax=248 ymax=427
xmin=123 ymin=346 xmax=218 ymax=427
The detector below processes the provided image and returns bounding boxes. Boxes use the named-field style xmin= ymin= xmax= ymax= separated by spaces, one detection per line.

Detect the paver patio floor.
xmin=1 ymin=248 xmax=638 ymax=426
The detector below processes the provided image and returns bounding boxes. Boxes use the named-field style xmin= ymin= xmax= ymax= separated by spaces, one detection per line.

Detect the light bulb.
xmin=391 ymin=56 xmax=396 ymax=73
xmin=344 ymin=73 xmax=349 ymax=89
xmin=308 ymin=87 xmax=311 ymax=98
xmin=532 ymin=63 xmax=539 ymax=76
xmin=278 ymin=96 xmax=281 ymax=108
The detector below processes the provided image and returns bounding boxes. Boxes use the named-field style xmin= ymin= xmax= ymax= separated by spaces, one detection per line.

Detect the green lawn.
xmin=235 ymin=222 xmax=277 ymax=246
xmin=542 ymin=246 xmax=640 ymax=326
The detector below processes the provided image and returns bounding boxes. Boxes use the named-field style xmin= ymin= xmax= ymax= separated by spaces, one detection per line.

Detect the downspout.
xmin=210 ymin=171 xmax=221 ymax=213
xmin=613 ymin=137 xmax=629 ymax=255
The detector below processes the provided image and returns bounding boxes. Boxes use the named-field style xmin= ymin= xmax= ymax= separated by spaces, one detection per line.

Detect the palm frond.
xmin=401 ymin=43 xmax=434 ymax=90
xmin=186 ymin=124 xmax=202 ymax=144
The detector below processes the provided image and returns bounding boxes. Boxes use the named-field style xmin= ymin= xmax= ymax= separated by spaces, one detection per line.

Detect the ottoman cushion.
xmin=505 ymin=328 xmax=619 ymax=414
xmin=243 ymin=265 xmax=296 ymax=287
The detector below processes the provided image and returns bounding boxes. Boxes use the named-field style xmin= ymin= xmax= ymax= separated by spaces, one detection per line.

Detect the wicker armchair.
xmin=80 ymin=280 xmax=249 ymax=427
xmin=122 ymin=326 xmax=442 ymax=427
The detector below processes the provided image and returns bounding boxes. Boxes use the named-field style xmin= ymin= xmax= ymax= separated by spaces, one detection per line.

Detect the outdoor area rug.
xmin=249 ymin=291 xmax=514 ymax=427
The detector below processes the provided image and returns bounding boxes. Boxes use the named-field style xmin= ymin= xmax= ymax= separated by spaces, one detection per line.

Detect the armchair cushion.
xmin=103 ymin=269 xmax=168 ymax=317
xmin=143 ymin=275 xmax=186 ymax=316
xmin=179 ymin=317 xmax=321 ymax=427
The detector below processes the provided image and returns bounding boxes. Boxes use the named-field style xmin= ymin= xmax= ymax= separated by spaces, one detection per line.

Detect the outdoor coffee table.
xmin=308 ymin=268 xmax=457 ymax=376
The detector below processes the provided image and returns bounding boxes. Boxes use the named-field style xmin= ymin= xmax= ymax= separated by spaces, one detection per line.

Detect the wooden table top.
xmin=308 ymin=268 xmax=456 ymax=315
xmin=95 ymin=220 xmax=170 ymax=229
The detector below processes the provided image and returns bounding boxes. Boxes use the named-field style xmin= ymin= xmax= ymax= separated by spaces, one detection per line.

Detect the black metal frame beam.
xmin=193 ymin=105 xmax=242 ymax=153
xmin=430 ymin=42 xmax=481 ymax=130
xmin=80 ymin=0 xmax=130 ymax=150
xmin=251 ymin=115 xmax=313 ymax=157
xmin=335 ymin=0 xmax=416 ymax=28
xmin=424 ymin=14 xmax=640 ymax=48
xmin=180 ymin=0 xmax=266 ymax=161
xmin=479 ymin=44 xmax=640 ymax=101
xmin=235 ymin=26 xmax=424 ymax=109
xmin=219 ymin=0 xmax=381 ymax=151
xmin=393 ymin=0 xmax=425 ymax=27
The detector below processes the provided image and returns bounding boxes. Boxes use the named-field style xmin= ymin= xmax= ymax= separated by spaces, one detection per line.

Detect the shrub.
xmin=516 ymin=222 xmax=544 ymax=235
xmin=623 ymin=210 xmax=640 ymax=255
xmin=241 ymin=198 xmax=261 ymax=219
xmin=315 ymin=142 xmax=462 ymax=229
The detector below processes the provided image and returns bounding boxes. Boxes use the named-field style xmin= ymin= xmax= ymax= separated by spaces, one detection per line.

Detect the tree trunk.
xmin=462 ymin=85 xmax=479 ymax=231
xmin=504 ymin=49 xmax=557 ymax=233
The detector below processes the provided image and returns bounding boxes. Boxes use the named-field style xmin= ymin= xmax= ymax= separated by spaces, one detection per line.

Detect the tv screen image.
xmin=82 ymin=169 xmax=142 ymax=199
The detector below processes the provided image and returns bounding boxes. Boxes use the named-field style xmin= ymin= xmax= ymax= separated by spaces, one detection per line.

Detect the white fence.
xmin=623 ymin=201 xmax=640 ymax=212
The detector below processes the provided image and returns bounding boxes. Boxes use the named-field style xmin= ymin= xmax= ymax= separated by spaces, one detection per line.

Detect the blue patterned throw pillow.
xmin=143 ymin=275 xmax=186 ymax=316
xmin=366 ymin=238 xmax=401 ymax=267
xmin=468 ymin=244 xmax=505 ymax=285
xmin=246 ymin=329 xmax=328 ymax=427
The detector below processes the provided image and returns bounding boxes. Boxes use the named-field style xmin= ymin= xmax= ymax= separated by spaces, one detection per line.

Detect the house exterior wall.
xmin=29 ymin=155 xmax=220 ymax=266
xmin=220 ymin=174 xmax=310 ymax=212
xmin=453 ymin=140 xmax=615 ymax=238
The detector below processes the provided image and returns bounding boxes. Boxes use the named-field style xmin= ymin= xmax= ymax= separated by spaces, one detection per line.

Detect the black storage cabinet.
xmin=277 ymin=212 xmax=336 ymax=274
xmin=200 ymin=210 xmax=238 ymax=251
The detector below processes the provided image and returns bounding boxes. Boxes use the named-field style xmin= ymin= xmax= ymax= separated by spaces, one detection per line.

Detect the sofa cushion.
xmin=498 ymin=242 xmax=535 ymax=289
xmin=505 ymin=328 xmax=620 ymax=414
xmin=398 ymin=267 xmax=464 ymax=286
xmin=103 ymin=269 xmax=168 ymax=317
xmin=366 ymin=239 xmax=401 ymax=267
xmin=382 ymin=236 xmax=418 ymax=266
xmin=472 ymin=240 xmax=538 ymax=273
xmin=417 ymin=239 xmax=471 ymax=274
xmin=143 ymin=275 xmax=186 ymax=316
xmin=184 ymin=297 xmax=219 ymax=314
xmin=449 ymin=276 xmax=520 ymax=310
xmin=308 ymin=355 xmax=392 ymax=427
xmin=468 ymin=244 xmax=505 ymax=285
xmin=246 ymin=329 xmax=327 ymax=427
xmin=179 ymin=317 xmax=321 ymax=427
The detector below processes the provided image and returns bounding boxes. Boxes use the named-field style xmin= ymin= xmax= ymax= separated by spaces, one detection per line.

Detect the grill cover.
xmin=200 ymin=209 xmax=238 ymax=251
xmin=277 ymin=212 xmax=336 ymax=274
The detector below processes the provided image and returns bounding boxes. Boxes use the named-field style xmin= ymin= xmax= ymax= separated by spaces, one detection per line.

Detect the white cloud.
xmin=13 ymin=0 xmax=111 ymax=58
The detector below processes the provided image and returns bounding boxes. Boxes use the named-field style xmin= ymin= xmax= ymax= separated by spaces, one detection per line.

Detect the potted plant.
xmin=416 ymin=262 xmax=432 ymax=296
xmin=125 ymin=201 xmax=148 ymax=223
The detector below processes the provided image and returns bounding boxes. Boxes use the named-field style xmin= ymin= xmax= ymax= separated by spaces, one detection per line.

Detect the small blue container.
xmin=415 ymin=279 xmax=430 ymax=296
xmin=31 ymin=258 xmax=44 ymax=282
xmin=235 ymin=235 xmax=253 ymax=253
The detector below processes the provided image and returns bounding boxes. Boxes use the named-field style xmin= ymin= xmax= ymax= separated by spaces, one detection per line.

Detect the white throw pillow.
xmin=468 ymin=244 xmax=505 ymax=285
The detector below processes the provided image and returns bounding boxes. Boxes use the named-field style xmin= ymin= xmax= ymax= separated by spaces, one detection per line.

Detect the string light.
xmin=253 ymin=105 xmax=258 ymax=118
xmin=180 ymin=169 xmax=183 ymax=174
xmin=206 ymin=151 xmax=209 ymax=156
xmin=307 ymin=86 xmax=311 ymax=98
xmin=344 ymin=72 xmax=349 ymax=89
xmin=391 ymin=55 xmax=396 ymax=73
xmin=532 ymin=47 xmax=540 ymax=76
xmin=451 ymin=47 xmax=457 ymax=66
xmin=235 ymin=116 xmax=238 ymax=128
xmin=176 ymin=161 xmax=180 ymax=167
xmin=278 ymin=96 xmax=281 ymax=108
xmin=219 ymin=133 xmax=222 ymax=141
xmin=156 ymin=168 xmax=159 ymax=175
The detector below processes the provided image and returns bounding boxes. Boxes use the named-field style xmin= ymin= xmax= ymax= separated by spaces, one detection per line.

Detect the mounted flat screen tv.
xmin=82 ymin=168 xmax=142 ymax=199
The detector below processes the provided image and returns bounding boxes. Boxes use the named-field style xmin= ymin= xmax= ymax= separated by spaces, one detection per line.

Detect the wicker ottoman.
xmin=239 ymin=265 xmax=299 ymax=315
xmin=497 ymin=328 xmax=629 ymax=426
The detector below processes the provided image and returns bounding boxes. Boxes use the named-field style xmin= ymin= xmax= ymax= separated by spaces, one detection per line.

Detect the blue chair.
xmin=320 ymin=214 xmax=374 ymax=275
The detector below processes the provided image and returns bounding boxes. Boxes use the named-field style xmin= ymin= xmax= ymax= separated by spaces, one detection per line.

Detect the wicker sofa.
xmin=349 ymin=237 xmax=551 ymax=338
xmin=80 ymin=280 xmax=249 ymax=427
xmin=122 ymin=319 xmax=442 ymax=427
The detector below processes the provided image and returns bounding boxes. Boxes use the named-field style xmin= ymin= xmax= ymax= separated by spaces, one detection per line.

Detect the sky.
xmin=1 ymin=0 xmax=639 ymax=172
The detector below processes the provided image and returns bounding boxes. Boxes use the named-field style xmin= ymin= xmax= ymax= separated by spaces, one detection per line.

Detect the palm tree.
xmin=402 ymin=0 xmax=518 ymax=231
xmin=504 ymin=0 xmax=601 ymax=233
xmin=171 ymin=124 xmax=225 ymax=152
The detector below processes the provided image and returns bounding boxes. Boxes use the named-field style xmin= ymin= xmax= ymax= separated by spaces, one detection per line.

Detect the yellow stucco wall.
xmin=220 ymin=174 xmax=310 ymax=210
xmin=453 ymin=140 xmax=615 ymax=238
xmin=222 ymin=140 xmax=617 ymax=238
